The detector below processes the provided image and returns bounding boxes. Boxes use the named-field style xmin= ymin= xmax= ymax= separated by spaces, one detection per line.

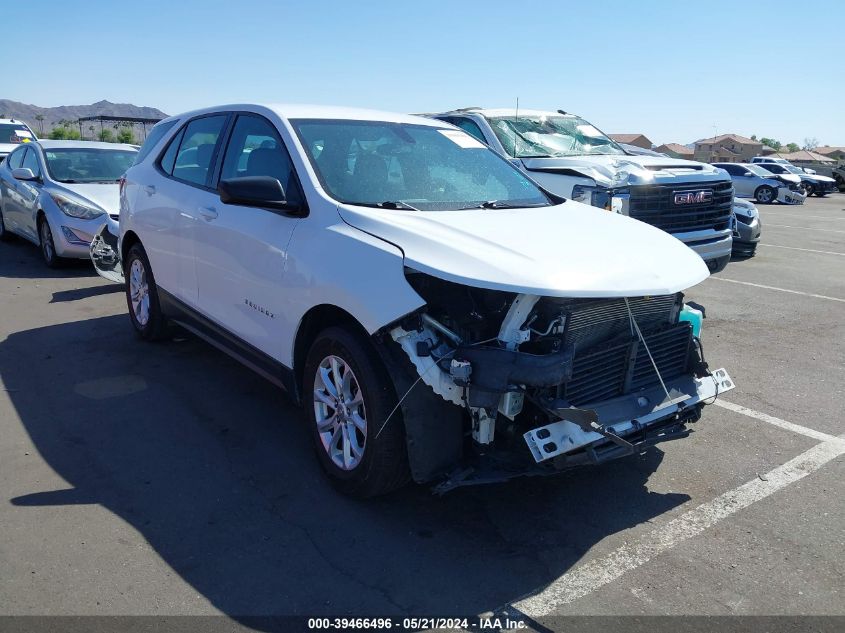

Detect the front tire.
xmin=754 ymin=185 xmax=775 ymax=204
xmin=124 ymin=243 xmax=169 ymax=341
xmin=802 ymin=182 xmax=815 ymax=197
xmin=303 ymin=326 xmax=410 ymax=497
xmin=0 ymin=205 xmax=10 ymax=241
xmin=38 ymin=216 xmax=63 ymax=268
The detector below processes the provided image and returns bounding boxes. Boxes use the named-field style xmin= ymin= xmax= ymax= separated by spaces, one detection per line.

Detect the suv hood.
xmin=54 ymin=182 xmax=120 ymax=215
xmin=519 ymin=154 xmax=726 ymax=188
xmin=338 ymin=201 xmax=709 ymax=298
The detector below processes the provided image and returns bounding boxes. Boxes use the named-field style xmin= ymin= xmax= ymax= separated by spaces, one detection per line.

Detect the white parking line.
xmin=709 ymin=277 xmax=845 ymax=303
xmin=764 ymin=213 xmax=845 ymax=221
xmin=513 ymin=434 xmax=845 ymax=617
xmin=712 ymin=399 xmax=838 ymax=442
xmin=765 ymin=244 xmax=845 ymax=256
xmin=766 ymin=223 xmax=845 ymax=234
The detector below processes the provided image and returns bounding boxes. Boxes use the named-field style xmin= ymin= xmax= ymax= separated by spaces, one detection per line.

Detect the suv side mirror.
xmin=218 ymin=176 xmax=299 ymax=213
xmin=12 ymin=167 xmax=38 ymax=181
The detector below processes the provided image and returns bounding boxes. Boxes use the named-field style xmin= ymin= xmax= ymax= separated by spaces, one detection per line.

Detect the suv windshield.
xmin=44 ymin=148 xmax=137 ymax=183
xmin=292 ymin=120 xmax=551 ymax=211
xmin=0 ymin=123 xmax=35 ymax=144
xmin=485 ymin=114 xmax=626 ymax=158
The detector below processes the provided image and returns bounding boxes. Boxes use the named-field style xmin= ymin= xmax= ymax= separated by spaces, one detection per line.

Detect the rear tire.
xmin=754 ymin=185 xmax=775 ymax=204
xmin=303 ymin=326 xmax=410 ymax=497
xmin=124 ymin=243 xmax=169 ymax=341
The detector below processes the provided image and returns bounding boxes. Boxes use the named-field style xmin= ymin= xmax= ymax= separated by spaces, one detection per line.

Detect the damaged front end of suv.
xmin=378 ymin=270 xmax=733 ymax=493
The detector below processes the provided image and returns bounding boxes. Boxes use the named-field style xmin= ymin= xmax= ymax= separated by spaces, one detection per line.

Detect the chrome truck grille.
xmin=628 ymin=180 xmax=734 ymax=234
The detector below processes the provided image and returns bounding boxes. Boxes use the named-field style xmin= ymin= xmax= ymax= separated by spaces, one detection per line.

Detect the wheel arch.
xmin=292 ymin=304 xmax=372 ymax=405
xmin=120 ymin=230 xmax=141 ymax=266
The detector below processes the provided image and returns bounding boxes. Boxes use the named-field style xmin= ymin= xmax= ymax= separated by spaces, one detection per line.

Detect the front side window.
xmin=44 ymin=148 xmax=137 ymax=183
xmin=447 ymin=118 xmax=487 ymax=144
xmin=170 ymin=115 xmax=228 ymax=186
xmin=485 ymin=114 xmax=626 ymax=158
xmin=21 ymin=148 xmax=41 ymax=177
xmin=220 ymin=114 xmax=302 ymax=206
xmin=292 ymin=119 xmax=551 ymax=212
xmin=746 ymin=164 xmax=777 ymax=178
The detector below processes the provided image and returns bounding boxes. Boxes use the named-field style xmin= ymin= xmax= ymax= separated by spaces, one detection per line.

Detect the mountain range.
xmin=0 ymin=99 xmax=168 ymax=134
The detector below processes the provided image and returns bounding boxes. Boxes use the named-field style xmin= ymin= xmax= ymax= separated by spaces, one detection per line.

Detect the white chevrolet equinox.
xmin=120 ymin=104 xmax=733 ymax=497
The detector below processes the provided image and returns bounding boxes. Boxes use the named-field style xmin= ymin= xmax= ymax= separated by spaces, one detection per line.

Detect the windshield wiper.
xmin=375 ymin=200 xmax=420 ymax=211
xmin=459 ymin=200 xmax=544 ymax=210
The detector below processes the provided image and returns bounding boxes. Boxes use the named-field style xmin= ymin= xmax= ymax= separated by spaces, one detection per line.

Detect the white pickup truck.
xmin=430 ymin=108 xmax=735 ymax=273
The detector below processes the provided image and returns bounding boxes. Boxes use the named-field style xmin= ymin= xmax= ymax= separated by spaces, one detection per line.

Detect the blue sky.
xmin=12 ymin=0 xmax=844 ymax=146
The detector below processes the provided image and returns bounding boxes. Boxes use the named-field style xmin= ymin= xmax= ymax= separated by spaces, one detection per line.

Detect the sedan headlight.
xmin=49 ymin=193 xmax=105 ymax=220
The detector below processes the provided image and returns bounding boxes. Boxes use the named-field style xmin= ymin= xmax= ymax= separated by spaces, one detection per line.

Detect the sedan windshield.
xmin=291 ymin=120 xmax=551 ymax=211
xmin=43 ymin=148 xmax=137 ymax=183
xmin=485 ymin=114 xmax=626 ymax=158
xmin=747 ymin=164 xmax=779 ymax=177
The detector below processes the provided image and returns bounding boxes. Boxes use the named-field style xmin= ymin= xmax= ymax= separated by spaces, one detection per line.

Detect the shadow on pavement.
xmin=0 ymin=236 xmax=97 ymax=279
xmin=2 ymin=314 xmax=690 ymax=621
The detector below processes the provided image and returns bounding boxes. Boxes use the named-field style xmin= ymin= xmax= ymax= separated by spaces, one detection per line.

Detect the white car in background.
xmin=713 ymin=162 xmax=805 ymax=204
xmin=0 ymin=140 xmax=137 ymax=267
xmin=118 ymin=104 xmax=732 ymax=497
xmin=0 ymin=118 xmax=37 ymax=163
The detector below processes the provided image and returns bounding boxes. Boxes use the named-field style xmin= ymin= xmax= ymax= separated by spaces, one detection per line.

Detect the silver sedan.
xmin=0 ymin=140 xmax=137 ymax=267
xmin=714 ymin=162 xmax=805 ymax=205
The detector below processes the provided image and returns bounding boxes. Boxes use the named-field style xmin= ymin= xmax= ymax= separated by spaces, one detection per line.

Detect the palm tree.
xmin=35 ymin=114 xmax=45 ymax=135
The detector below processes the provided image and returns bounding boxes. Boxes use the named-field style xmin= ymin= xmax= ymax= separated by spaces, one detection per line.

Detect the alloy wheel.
xmin=129 ymin=258 xmax=151 ymax=326
xmin=313 ymin=355 xmax=367 ymax=470
xmin=40 ymin=221 xmax=54 ymax=263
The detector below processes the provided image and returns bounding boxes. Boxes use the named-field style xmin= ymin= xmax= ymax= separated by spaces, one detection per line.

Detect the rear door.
xmin=142 ymin=114 xmax=229 ymax=306
xmin=193 ymin=112 xmax=305 ymax=359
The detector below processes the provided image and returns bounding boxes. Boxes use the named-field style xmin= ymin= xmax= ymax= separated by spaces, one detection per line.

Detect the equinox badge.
xmin=674 ymin=190 xmax=712 ymax=205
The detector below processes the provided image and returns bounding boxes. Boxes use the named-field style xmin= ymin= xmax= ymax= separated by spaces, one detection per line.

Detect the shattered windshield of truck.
xmin=486 ymin=114 xmax=626 ymax=159
xmin=291 ymin=119 xmax=552 ymax=211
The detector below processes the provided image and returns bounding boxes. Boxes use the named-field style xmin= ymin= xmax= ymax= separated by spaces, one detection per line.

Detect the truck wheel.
xmin=124 ymin=243 xmax=169 ymax=341
xmin=754 ymin=185 xmax=775 ymax=204
xmin=304 ymin=326 xmax=410 ymax=497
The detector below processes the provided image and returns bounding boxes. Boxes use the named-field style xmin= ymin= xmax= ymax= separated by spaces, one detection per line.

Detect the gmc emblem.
xmin=674 ymin=190 xmax=712 ymax=205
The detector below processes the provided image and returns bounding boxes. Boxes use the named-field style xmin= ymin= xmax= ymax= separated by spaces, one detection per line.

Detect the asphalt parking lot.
xmin=1 ymin=196 xmax=843 ymax=628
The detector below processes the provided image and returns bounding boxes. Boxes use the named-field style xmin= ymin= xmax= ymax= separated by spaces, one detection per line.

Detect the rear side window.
xmin=170 ymin=115 xmax=228 ymax=186
xmin=160 ymin=128 xmax=185 ymax=175
xmin=6 ymin=146 xmax=26 ymax=170
xmin=134 ymin=120 xmax=177 ymax=165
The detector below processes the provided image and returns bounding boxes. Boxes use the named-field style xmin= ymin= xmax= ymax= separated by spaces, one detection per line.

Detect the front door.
xmin=193 ymin=113 xmax=304 ymax=360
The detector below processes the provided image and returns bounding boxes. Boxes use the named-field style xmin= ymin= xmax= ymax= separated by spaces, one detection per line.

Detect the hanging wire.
xmin=624 ymin=297 xmax=672 ymax=403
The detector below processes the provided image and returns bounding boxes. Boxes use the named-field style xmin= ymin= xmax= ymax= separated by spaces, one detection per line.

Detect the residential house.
xmin=609 ymin=133 xmax=653 ymax=149
xmin=693 ymin=134 xmax=762 ymax=163
xmin=777 ymin=150 xmax=836 ymax=164
xmin=655 ymin=143 xmax=694 ymax=160
xmin=812 ymin=146 xmax=845 ymax=161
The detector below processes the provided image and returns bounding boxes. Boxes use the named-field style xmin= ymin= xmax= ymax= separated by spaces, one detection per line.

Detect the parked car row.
xmin=714 ymin=162 xmax=806 ymax=204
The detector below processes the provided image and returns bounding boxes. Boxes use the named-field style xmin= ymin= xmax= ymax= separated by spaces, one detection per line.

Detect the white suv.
xmin=0 ymin=118 xmax=37 ymax=163
xmin=120 ymin=104 xmax=733 ymax=496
